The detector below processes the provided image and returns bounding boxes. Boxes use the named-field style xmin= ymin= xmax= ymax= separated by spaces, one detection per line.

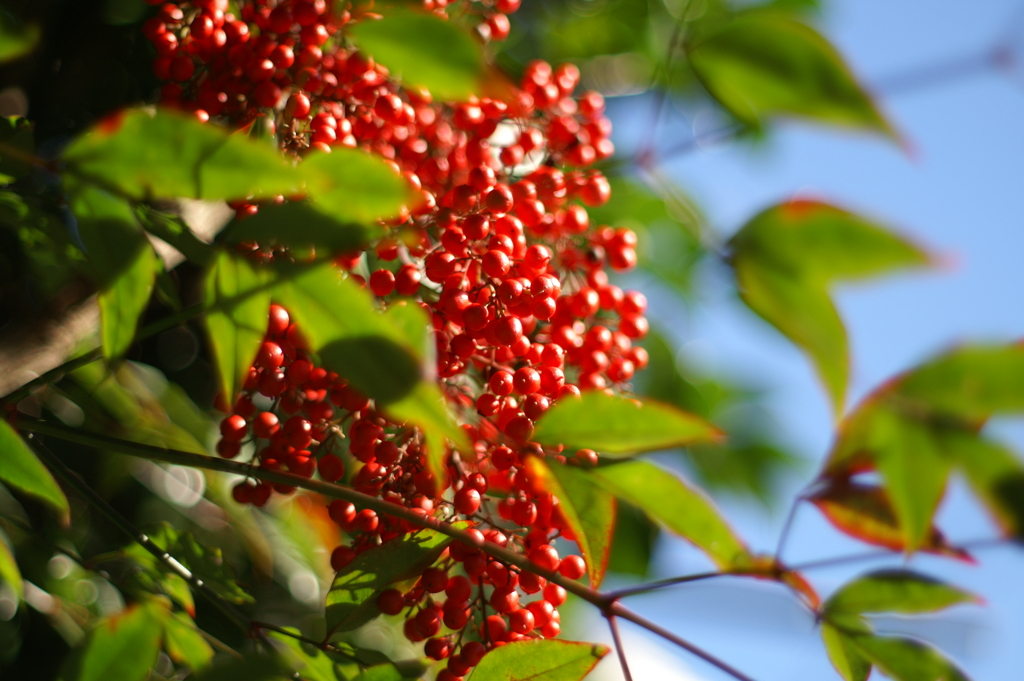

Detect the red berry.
xmin=454 ymin=487 xmax=481 ymax=515
xmin=377 ymin=588 xmax=406 ymax=615
xmin=370 ymin=269 xmax=396 ymax=296
xmin=317 ymin=454 xmax=345 ymax=481
xmin=220 ymin=414 xmax=248 ymax=441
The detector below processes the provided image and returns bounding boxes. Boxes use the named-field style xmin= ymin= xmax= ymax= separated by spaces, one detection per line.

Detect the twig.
xmin=27 ymin=436 xmax=254 ymax=636
xmin=21 ymin=419 xmax=765 ymax=681
xmin=606 ymin=614 xmax=634 ymax=681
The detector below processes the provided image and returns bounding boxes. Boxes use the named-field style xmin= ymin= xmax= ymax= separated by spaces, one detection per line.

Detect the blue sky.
xmin=579 ymin=1 xmax=1024 ymax=679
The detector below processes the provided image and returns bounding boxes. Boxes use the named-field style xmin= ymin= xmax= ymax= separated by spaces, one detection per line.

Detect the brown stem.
xmin=606 ymin=614 xmax=634 ymax=681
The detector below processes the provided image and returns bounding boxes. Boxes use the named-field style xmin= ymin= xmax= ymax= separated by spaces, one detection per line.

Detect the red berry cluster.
xmin=154 ymin=0 xmax=653 ymax=671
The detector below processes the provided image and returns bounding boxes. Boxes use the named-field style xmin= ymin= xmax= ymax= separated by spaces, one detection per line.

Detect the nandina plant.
xmin=0 ymin=1 xmax=1022 ymax=681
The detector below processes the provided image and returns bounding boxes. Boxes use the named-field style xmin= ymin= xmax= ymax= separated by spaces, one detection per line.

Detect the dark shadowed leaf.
xmin=849 ymin=634 xmax=970 ymax=681
xmin=268 ymin=628 xmax=340 ymax=681
xmin=348 ymin=10 xmax=484 ymax=101
xmin=0 ymin=117 xmax=35 ymax=178
xmin=352 ymin=664 xmax=405 ymax=681
xmin=947 ymin=433 xmax=1024 ymax=538
xmin=532 ymin=392 xmax=721 ymax=456
xmin=467 ymin=639 xmax=608 ymax=681
xmin=607 ymin=502 xmax=659 ymax=577
xmin=0 ymin=420 xmax=69 ymax=520
xmin=0 ymin=534 xmax=22 ymax=598
xmin=63 ymin=109 xmax=301 ymax=201
xmin=808 ymin=482 xmax=970 ymax=560
xmin=65 ymin=601 xmax=166 ymax=681
xmin=526 ymin=457 xmax=616 ymax=587
xmin=821 ymin=622 xmax=872 ymax=681
xmin=204 ymin=251 xmax=274 ymax=405
xmin=219 ymin=201 xmax=369 ymax=254
xmin=163 ymin=610 xmax=214 ymax=671
xmin=302 ymin=147 xmax=414 ymax=223
xmin=687 ymin=12 xmax=893 ymax=135
xmin=326 ymin=529 xmax=452 ymax=634
xmin=385 ymin=382 xmax=468 ymax=487
xmin=72 ymin=186 xmax=158 ymax=360
xmin=186 ymin=653 xmax=294 ymax=681
xmin=590 ymin=460 xmax=750 ymax=569
xmin=825 ymin=569 xmax=977 ymax=616
xmin=730 ymin=200 xmax=931 ymax=413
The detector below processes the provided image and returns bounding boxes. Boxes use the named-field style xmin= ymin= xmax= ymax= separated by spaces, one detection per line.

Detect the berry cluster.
xmin=152 ymin=0 xmax=652 ymax=672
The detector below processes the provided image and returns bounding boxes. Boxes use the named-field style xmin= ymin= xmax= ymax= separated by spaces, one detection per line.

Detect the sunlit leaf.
xmin=219 ymin=201 xmax=369 ymax=254
xmin=0 ymin=420 xmax=69 ymax=520
xmin=590 ymin=460 xmax=750 ymax=569
xmin=532 ymin=392 xmax=721 ymax=456
xmin=271 ymin=263 xmax=420 ymax=405
xmin=808 ymin=482 xmax=970 ymax=560
xmin=526 ymin=457 xmax=616 ymax=587
xmin=348 ymin=10 xmax=484 ymax=101
xmin=821 ymin=623 xmax=871 ymax=681
xmin=730 ymin=200 xmax=931 ymax=413
xmin=204 ymin=251 xmax=274 ymax=405
xmin=0 ymin=14 xmax=40 ymax=63
xmin=326 ymin=528 xmax=453 ymax=635
xmin=302 ymin=147 xmax=414 ymax=223
xmin=72 ymin=186 xmax=159 ymax=361
xmin=163 ymin=610 xmax=214 ymax=670
xmin=0 ymin=533 xmax=22 ymax=599
xmin=63 ymin=109 xmax=301 ymax=201
xmin=687 ymin=11 xmax=894 ymax=136
xmin=849 ymin=634 xmax=970 ymax=681
xmin=64 ymin=602 xmax=166 ymax=681
xmin=825 ymin=569 xmax=977 ymax=617
xmin=467 ymin=639 xmax=608 ymax=681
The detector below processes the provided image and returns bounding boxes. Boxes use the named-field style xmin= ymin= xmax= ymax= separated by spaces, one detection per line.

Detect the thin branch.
xmin=28 ymin=436 xmax=254 ymax=636
xmin=773 ymin=493 xmax=805 ymax=562
xmin=606 ymin=614 xmax=634 ymax=681
xmin=21 ymin=418 xmax=767 ymax=680
xmin=611 ymin=602 xmax=758 ymax=681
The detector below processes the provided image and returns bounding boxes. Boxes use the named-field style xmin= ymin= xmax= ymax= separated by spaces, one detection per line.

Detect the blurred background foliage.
xmin=0 ymin=0 xmax=862 ymax=676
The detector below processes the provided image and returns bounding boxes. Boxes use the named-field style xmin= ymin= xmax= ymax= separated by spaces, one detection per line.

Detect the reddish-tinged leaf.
xmin=526 ymin=457 xmax=615 ymax=588
xmin=808 ymin=483 xmax=972 ymax=561
xmin=745 ymin=555 xmax=820 ymax=609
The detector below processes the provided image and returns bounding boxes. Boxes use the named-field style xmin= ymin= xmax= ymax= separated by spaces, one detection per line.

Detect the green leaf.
xmin=205 ymin=251 xmax=274 ymax=405
xmin=0 ymin=13 xmax=40 ymax=63
xmin=302 ymin=147 xmax=414 ymax=223
xmin=590 ymin=460 xmax=750 ymax=569
xmin=186 ymin=653 xmax=295 ymax=681
xmin=267 ymin=628 xmax=340 ymax=681
xmin=271 ymin=263 xmax=421 ymax=405
xmin=65 ymin=602 xmax=166 ymax=681
xmin=386 ymin=382 xmax=468 ymax=488
xmin=467 ymin=639 xmax=609 ymax=681
xmin=62 ymin=109 xmax=301 ymax=201
xmin=607 ymin=502 xmax=659 ymax=577
xmin=821 ymin=623 xmax=872 ymax=681
xmin=730 ymin=200 xmax=931 ymax=413
xmin=351 ymin=664 xmax=404 ymax=681
xmin=687 ymin=11 xmax=894 ymax=135
xmin=163 ymin=610 xmax=214 ymax=670
xmin=0 ymin=533 xmax=22 ymax=599
xmin=891 ymin=345 xmax=1024 ymax=423
xmin=849 ymin=634 xmax=970 ymax=681
xmin=808 ymin=482 xmax=969 ymax=560
xmin=946 ymin=433 xmax=1024 ymax=538
xmin=0 ymin=116 xmax=35 ymax=178
xmin=127 ymin=523 xmax=254 ymax=604
xmin=526 ymin=458 xmax=616 ymax=587
xmin=0 ymin=420 xmax=69 ymax=520
xmin=220 ymin=201 xmax=369 ymax=254
xmin=348 ymin=10 xmax=484 ymax=101
xmin=825 ymin=569 xmax=977 ymax=617
xmin=72 ymin=186 xmax=159 ymax=360
xmin=325 ymin=528 xmax=452 ymax=634
xmin=532 ymin=392 xmax=721 ymax=456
